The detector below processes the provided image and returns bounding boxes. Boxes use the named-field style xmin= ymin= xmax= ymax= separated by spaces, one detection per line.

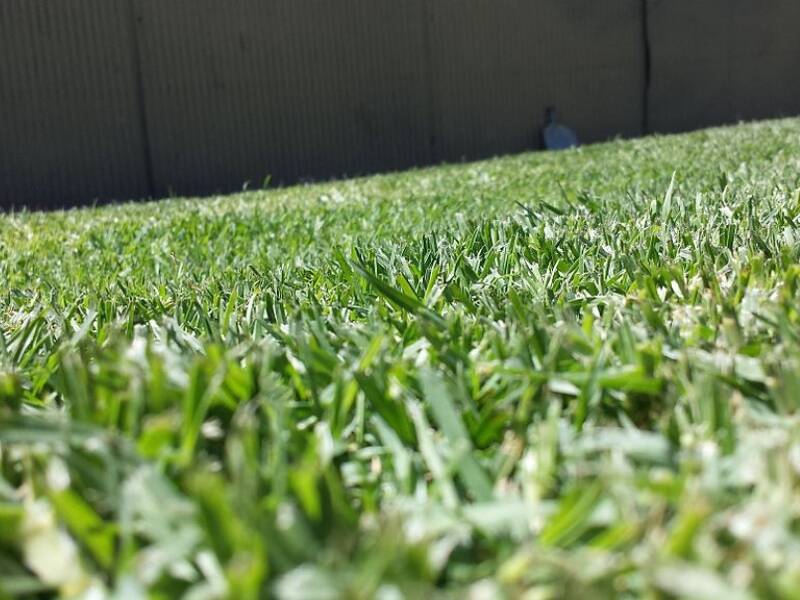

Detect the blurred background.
xmin=1 ymin=0 xmax=799 ymax=209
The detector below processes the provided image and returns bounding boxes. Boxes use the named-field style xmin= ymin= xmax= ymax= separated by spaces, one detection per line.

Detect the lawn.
xmin=2 ymin=118 xmax=800 ymax=599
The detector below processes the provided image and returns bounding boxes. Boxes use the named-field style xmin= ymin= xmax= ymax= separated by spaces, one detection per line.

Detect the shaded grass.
xmin=2 ymin=119 xmax=800 ymax=598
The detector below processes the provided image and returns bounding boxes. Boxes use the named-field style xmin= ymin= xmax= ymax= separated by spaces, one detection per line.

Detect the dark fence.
xmin=647 ymin=0 xmax=800 ymax=132
xmin=1 ymin=0 xmax=799 ymax=209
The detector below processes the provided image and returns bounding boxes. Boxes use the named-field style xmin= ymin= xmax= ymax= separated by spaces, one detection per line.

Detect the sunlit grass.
xmin=2 ymin=118 xmax=800 ymax=598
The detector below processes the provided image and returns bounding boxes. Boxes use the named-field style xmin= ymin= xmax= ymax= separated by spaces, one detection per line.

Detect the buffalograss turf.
xmin=3 ymin=118 xmax=800 ymax=598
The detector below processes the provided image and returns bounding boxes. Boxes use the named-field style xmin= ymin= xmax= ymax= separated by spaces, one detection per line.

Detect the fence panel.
xmin=0 ymin=0 xmax=149 ymax=209
xmin=133 ymin=0 xmax=432 ymax=196
xmin=427 ymin=0 xmax=645 ymax=162
xmin=647 ymin=0 xmax=800 ymax=133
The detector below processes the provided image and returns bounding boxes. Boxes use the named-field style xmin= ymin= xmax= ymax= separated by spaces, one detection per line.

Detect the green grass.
xmin=3 ymin=118 xmax=800 ymax=599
